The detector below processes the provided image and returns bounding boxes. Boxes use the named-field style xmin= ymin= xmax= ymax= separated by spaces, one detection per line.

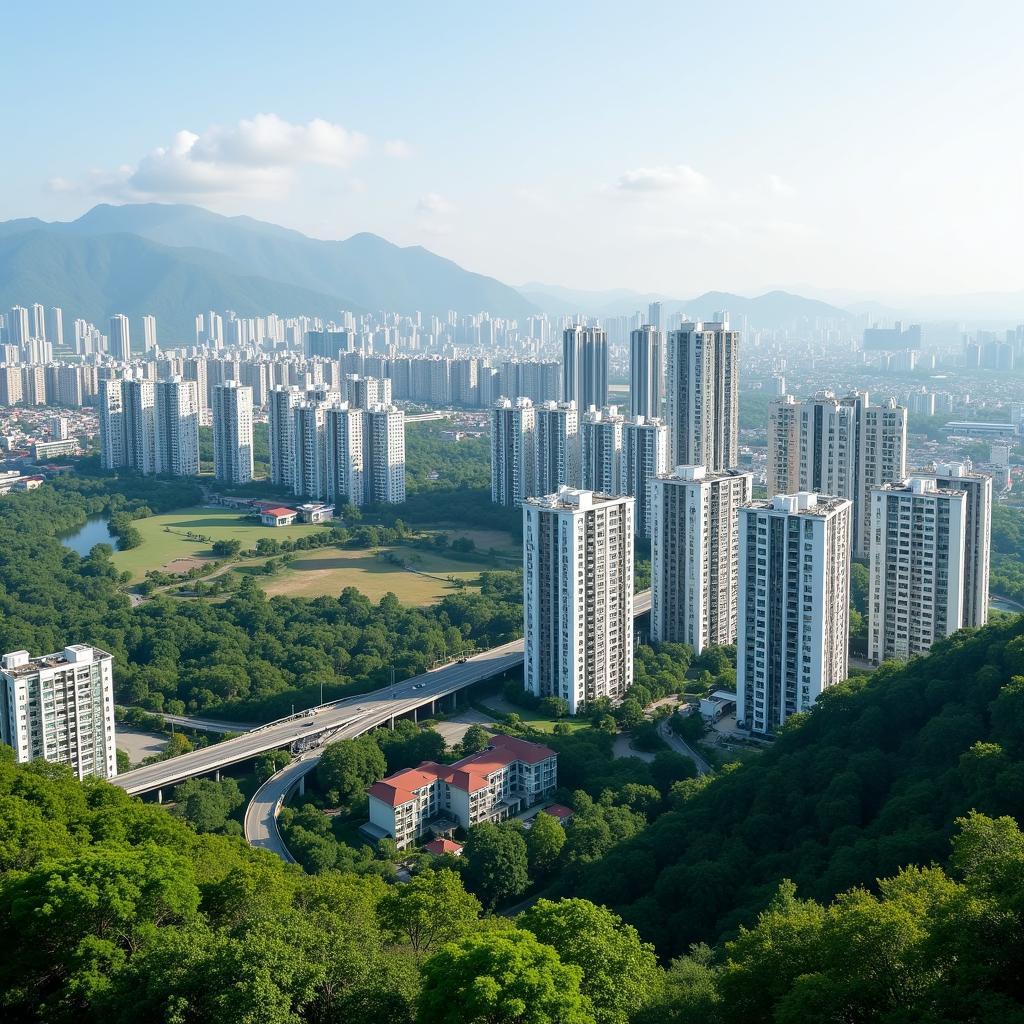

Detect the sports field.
xmin=111 ymin=506 xmax=331 ymax=581
xmin=259 ymin=545 xmax=484 ymax=604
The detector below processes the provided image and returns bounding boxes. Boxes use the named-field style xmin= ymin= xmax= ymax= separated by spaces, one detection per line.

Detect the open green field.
xmin=259 ymin=544 xmax=485 ymax=604
xmin=112 ymin=506 xmax=331 ymax=581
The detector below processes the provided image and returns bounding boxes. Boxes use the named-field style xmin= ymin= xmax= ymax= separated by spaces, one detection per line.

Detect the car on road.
xmin=457 ymin=657 xmax=468 ymax=663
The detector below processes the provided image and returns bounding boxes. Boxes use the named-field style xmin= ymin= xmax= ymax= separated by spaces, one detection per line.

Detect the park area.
xmin=258 ymin=545 xmax=488 ymax=604
xmin=106 ymin=505 xmax=521 ymax=606
xmin=111 ymin=506 xmax=332 ymax=581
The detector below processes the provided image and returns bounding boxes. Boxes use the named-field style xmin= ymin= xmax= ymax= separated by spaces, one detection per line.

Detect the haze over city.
xmin=4 ymin=1 xmax=1024 ymax=301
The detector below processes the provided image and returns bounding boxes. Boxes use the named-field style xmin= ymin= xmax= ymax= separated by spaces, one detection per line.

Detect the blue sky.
xmin=3 ymin=1 xmax=1022 ymax=298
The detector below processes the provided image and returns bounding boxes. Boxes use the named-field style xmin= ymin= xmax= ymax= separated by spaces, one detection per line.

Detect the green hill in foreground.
xmin=2 ymin=617 xmax=1024 ymax=1021
xmin=578 ymin=614 xmax=1024 ymax=955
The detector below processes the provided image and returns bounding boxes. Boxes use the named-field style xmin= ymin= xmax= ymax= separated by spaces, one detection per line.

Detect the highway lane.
xmin=245 ymin=753 xmax=322 ymax=861
xmin=114 ymin=590 xmax=651 ymax=797
xmin=160 ymin=713 xmax=259 ymax=734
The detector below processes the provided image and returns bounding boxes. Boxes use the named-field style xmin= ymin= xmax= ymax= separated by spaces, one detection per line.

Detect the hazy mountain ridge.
xmin=521 ymin=282 xmax=853 ymax=328
xmin=0 ymin=203 xmax=536 ymax=342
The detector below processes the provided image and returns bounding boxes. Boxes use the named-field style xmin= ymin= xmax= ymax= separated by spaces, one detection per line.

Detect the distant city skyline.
xmin=3 ymin=3 xmax=1023 ymax=298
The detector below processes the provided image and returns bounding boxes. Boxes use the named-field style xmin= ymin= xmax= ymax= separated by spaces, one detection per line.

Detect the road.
xmin=113 ymin=590 xmax=651 ymax=798
xmin=245 ymin=754 xmax=320 ymax=861
xmin=161 ymin=713 xmax=259 ymax=734
xmin=658 ymin=719 xmax=712 ymax=775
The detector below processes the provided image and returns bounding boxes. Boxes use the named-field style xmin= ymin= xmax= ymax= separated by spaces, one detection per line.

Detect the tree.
xmin=525 ymin=811 xmax=566 ymax=878
xmin=518 ymin=898 xmax=661 ymax=1024
xmin=116 ymin=748 xmax=131 ymax=773
xmin=616 ymin=699 xmax=645 ymax=729
xmin=377 ymin=868 xmax=481 ymax=953
xmin=211 ymin=539 xmax=242 ymax=558
xmin=317 ymin=735 xmax=387 ymax=806
xmin=171 ymin=777 xmax=245 ymax=834
xmin=459 ymin=724 xmax=491 ymax=756
xmin=461 ymin=822 xmax=529 ymax=909
xmin=417 ymin=930 xmax=593 ymax=1024
xmin=254 ymin=749 xmax=291 ymax=783
xmin=539 ymin=695 xmax=569 ymax=719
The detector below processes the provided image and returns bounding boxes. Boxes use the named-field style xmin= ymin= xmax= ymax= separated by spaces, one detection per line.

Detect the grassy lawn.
xmin=111 ymin=506 xmax=332 ymax=581
xmin=259 ymin=544 xmax=485 ymax=604
xmin=436 ymin=526 xmax=521 ymax=560
xmin=472 ymin=694 xmax=591 ymax=734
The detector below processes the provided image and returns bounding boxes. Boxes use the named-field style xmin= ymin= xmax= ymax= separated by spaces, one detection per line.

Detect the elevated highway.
xmin=114 ymin=590 xmax=651 ymax=799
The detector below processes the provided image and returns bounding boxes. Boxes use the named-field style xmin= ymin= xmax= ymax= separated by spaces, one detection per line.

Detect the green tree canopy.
xmin=417 ymin=930 xmax=593 ymax=1024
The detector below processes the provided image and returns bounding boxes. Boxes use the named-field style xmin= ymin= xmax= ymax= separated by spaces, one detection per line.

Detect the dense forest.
xmin=4 ymin=618 xmax=1024 ymax=1020
xmin=576 ymin=614 xmax=1024 ymax=958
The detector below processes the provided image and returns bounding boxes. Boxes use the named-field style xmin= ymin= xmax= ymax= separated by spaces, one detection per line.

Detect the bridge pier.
xmin=413 ymin=707 xmax=418 ymax=723
xmin=214 ymin=769 xmax=221 ymax=782
xmin=156 ymin=788 xmax=163 ymax=804
xmin=298 ymin=775 xmax=305 ymax=797
xmin=389 ymin=716 xmax=395 ymax=730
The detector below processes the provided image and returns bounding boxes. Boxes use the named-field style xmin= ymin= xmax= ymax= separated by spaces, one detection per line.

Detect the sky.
xmin=3 ymin=1 xmax=1023 ymax=300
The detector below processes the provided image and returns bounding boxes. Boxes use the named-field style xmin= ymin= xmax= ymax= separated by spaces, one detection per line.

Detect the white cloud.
xmin=416 ymin=192 xmax=454 ymax=215
xmin=384 ymin=139 xmax=413 ymax=158
xmin=612 ymin=164 xmax=709 ymax=194
xmin=58 ymin=114 xmax=370 ymax=201
xmin=768 ymin=174 xmax=796 ymax=198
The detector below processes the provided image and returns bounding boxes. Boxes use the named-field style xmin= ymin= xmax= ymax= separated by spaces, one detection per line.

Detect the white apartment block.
xmin=562 ymin=326 xmax=608 ymax=410
xmin=535 ymin=400 xmax=580 ymax=494
xmin=856 ymin=398 xmax=907 ymax=558
xmin=154 ymin=377 xmax=200 ymax=477
xmin=629 ymin=325 xmax=663 ymax=420
xmin=490 ymin=397 xmax=536 ymax=506
xmin=142 ymin=314 xmax=158 ymax=352
xmin=868 ymin=476 xmax=966 ymax=664
xmin=123 ymin=379 xmax=156 ymax=475
xmin=580 ymin=405 xmax=623 ymax=494
xmin=621 ymin=416 xmax=668 ymax=539
xmin=325 ymin=403 xmax=365 ymax=507
xmin=933 ymin=462 xmax=992 ymax=629
xmin=212 ymin=380 xmax=254 ymax=485
xmin=651 ymin=466 xmax=752 ymax=652
xmin=795 ymin=391 xmax=858 ymax=499
xmin=367 ymin=734 xmax=558 ymax=849
xmin=524 ymin=488 xmax=634 ymax=714
xmin=0 ymin=645 xmax=117 ymax=780
xmin=98 ymin=378 xmax=126 ymax=470
xmin=364 ymin=404 xmax=406 ymax=504
xmin=109 ymin=314 xmax=132 ymax=362
xmin=268 ymin=385 xmax=300 ymax=488
xmin=738 ymin=492 xmax=852 ymax=734
xmin=293 ymin=401 xmax=328 ymax=500
xmin=767 ymin=395 xmax=799 ymax=496
xmin=666 ymin=320 xmax=739 ymax=471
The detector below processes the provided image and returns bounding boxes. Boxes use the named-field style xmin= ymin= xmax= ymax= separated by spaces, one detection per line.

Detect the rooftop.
xmin=367 ymin=734 xmax=556 ymax=808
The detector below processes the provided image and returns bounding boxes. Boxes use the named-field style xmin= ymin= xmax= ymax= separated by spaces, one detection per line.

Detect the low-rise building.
xmin=365 ymin=734 xmax=558 ymax=849
xmin=260 ymin=506 xmax=298 ymax=527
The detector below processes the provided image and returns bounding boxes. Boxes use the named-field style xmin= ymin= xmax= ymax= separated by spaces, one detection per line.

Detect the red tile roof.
xmin=366 ymin=734 xmax=557 ymax=804
xmin=262 ymin=506 xmax=297 ymax=517
xmin=424 ymin=838 xmax=463 ymax=855
xmin=543 ymin=803 xmax=574 ymax=820
xmin=366 ymin=766 xmax=439 ymax=807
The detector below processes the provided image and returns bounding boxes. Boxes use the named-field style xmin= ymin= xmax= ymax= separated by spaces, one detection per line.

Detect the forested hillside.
xmin=578 ymin=614 xmax=1024 ymax=957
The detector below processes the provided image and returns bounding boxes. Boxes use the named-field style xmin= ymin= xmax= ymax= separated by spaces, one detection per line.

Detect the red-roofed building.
xmin=366 ymin=733 xmax=558 ymax=849
xmin=260 ymin=506 xmax=298 ymax=526
xmin=542 ymin=803 xmax=575 ymax=825
xmin=423 ymin=837 xmax=464 ymax=856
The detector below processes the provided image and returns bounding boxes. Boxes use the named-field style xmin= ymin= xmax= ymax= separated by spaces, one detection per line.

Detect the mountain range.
xmin=0 ymin=204 xmax=537 ymax=340
xmin=519 ymin=281 xmax=855 ymax=329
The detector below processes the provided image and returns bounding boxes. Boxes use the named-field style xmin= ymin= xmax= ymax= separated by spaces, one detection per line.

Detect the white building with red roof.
xmin=365 ymin=733 xmax=558 ymax=849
